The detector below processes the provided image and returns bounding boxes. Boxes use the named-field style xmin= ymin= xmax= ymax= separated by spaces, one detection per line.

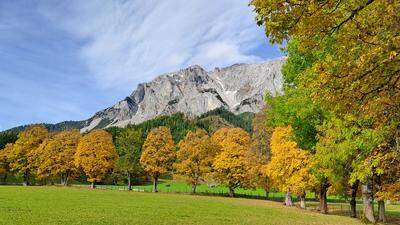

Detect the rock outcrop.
xmin=81 ymin=58 xmax=285 ymax=132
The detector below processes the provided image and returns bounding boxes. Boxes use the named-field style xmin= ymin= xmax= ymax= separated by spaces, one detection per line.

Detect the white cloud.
xmin=38 ymin=0 xmax=271 ymax=90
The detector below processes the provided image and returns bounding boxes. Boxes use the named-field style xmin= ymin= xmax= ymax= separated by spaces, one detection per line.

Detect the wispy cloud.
xmin=39 ymin=0 xmax=277 ymax=89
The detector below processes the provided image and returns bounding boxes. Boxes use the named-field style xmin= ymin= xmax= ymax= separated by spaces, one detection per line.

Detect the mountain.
xmin=3 ymin=121 xmax=86 ymax=134
xmin=81 ymin=58 xmax=284 ymax=132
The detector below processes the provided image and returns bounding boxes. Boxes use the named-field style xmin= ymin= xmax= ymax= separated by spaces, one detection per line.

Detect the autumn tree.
xmin=267 ymin=126 xmax=315 ymax=209
xmin=0 ymin=143 xmax=13 ymax=182
xmin=251 ymin=0 xmax=399 ymax=123
xmin=140 ymin=126 xmax=176 ymax=192
xmin=32 ymin=130 xmax=81 ymax=185
xmin=74 ymin=129 xmax=118 ymax=188
xmin=243 ymin=152 xmax=270 ymax=198
xmin=212 ymin=127 xmax=250 ymax=197
xmin=243 ymin=108 xmax=273 ymax=197
xmin=175 ymin=129 xmax=216 ymax=193
xmin=252 ymin=1 xmax=399 ymax=220
xmin=264 ymin=39 xmax=328 ymax=212
xmin=371 ymin=142 xmax=400 ymax=223
xmin=115 ymin=128 xmax=143 ymax=190
xmin=7 ymin=125 xmax=48 ymax=185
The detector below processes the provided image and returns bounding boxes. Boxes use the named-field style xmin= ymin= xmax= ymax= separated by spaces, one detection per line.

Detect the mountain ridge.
xmin=80 ymin=58 xmax=285 ymax=132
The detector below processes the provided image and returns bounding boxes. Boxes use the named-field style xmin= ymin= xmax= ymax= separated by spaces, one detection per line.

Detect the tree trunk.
xmin=265 ymin=189 xmax=269 ymax=199
xmin=60 ymin=174 xmax=68 ymax=186
xmin=299 ymin=194 xmax=306 ymax=209
xmin=90 ymin=182 xmax=96 ymax=189
xmin=64 ymin=175 xmax=69 ymax=186
xmin=192 ymin=184 xmax=197 ymax=194
xmin=378 ymin=200 xmax=386 ymax=223
xmin=350 ymin=180 xmax=359 ymax=218
xmin=228 ymin=187 xmax=235 ymax=197
xmin=2 ymin=173 xmax=7 ymax=183
xmin=361 ymin=182 xmax=375 ymax=223
xmin=127 ymin=172 xmax=132 ymax=191
xmin=22 ymin=171 xmax=29 ymax=186
xmin=319 ymin=183 xmax=328 ymax=214
xmin=376 ymin=175 xmax=386 ymax=222
xmin=152 ymin=176 xmax=158 ymax=193
xmin=284 ymin=191 xmax=293 ymax=206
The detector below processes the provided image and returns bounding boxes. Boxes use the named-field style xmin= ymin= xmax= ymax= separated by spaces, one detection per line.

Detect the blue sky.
xmin=0 ymin=0 xmax=283 ymax=131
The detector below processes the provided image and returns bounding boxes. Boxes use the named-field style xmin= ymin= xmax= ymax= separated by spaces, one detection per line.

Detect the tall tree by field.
xmin=211 ymin=127 xmax=250 ymax=197
xmin=7 ymin=125 xmax=49 ymax=186
xmin=244 ymin=108 xmax=273 ymax=196
xmin=140 ymin=126 xmax=176 ymax=192
xmin=314 ymin=116 xmax=360 ymax=217
xmin=175 ymin=129 xmax=216 ymax=193
xmin=115 ymin=128 xmax=143 ymax=190
xmin=74 ymin=129 xmax=118 ymax=188
xmin=252 ymin=1 xmax=399 ymax=220
xmin=267 ymin=126 xmax=315 ymax=208
xmin=243 ymin=151 xmax=270 ymax=198
xmin=33 ymin=130 xmax=81 ymax=185
xmin=263 ymin=39 xmax=329 ymax=212
xmin=371 ymin=142 xmax=400 ymax=223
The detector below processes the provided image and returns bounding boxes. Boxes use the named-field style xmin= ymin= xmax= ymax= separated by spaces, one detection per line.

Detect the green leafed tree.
xmin=115 ymin=128 xmax=143 ymax=190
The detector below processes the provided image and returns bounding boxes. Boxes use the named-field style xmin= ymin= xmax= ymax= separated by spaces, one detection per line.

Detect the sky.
xmin=0 ymin=0 xmax=283 ymax=131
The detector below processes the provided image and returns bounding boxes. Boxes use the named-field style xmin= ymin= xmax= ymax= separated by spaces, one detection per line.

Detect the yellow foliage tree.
xmin=212 ymin=127 xmax=250 ymax=197
xmin=0 ymin=143 xmax=13 ymax=182
xmin=74 ymin=129 xmax=118 ymax=188
xmin=175 ymin=129 xmax=216 ymax=193
xmin=34 ymin=130 xmax=81 ymax=185
xmin=140 ymin=126 xmax=176 ymax=192
xmin=8 ymin=125 xmax=49 ymax=185
xmin=266 ymin=126 xmax=315 ymax=208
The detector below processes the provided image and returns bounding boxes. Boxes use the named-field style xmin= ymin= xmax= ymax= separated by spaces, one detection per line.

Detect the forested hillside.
xmin=106 ymin=108 xmax=254 ymax=144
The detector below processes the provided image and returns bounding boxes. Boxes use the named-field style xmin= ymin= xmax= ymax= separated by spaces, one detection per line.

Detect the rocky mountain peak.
xmin=81 ymin=58 xmax=285 ymax=132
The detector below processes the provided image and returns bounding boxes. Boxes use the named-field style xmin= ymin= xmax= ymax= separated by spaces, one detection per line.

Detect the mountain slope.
xmin=81 ymin=58 xmax=284 ymax=132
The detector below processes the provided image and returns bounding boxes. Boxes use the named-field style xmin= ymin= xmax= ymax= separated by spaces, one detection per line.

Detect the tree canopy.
xmin=140 ymin=126 xmax=176 ymax=192
xmin=175 ymin=129 xmax=216 ymax=193
xmin=212 ymin=127 xmax=251 ymax=197
xmin=75 ymin=129 xmax=118 ymax=188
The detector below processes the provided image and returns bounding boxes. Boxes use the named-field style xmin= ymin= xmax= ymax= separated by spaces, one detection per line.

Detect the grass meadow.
xmin=0 ymin=185 xmax=372 ymax=225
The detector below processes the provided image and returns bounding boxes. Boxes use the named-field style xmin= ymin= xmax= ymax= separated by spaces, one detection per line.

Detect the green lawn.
xmin=0 ymin=186 xmax=368 ymax=225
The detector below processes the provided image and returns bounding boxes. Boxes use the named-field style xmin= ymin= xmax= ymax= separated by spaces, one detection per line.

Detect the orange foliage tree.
xmin=140 ymin=126 xmax=175 ymax=192
xmin=74 ymin=129 xmax=118 ymax=188
xmin=8 ymin=125 xmax=49 ymax=185
xmin=175 ymin=129 xmax=216 ymax=193
xmin=33 ymin=130 xmax=81 ymax=185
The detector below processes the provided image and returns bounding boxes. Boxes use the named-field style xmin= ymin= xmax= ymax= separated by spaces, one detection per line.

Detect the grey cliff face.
xmin=81 ymin=58 xmax=285 ymax=132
